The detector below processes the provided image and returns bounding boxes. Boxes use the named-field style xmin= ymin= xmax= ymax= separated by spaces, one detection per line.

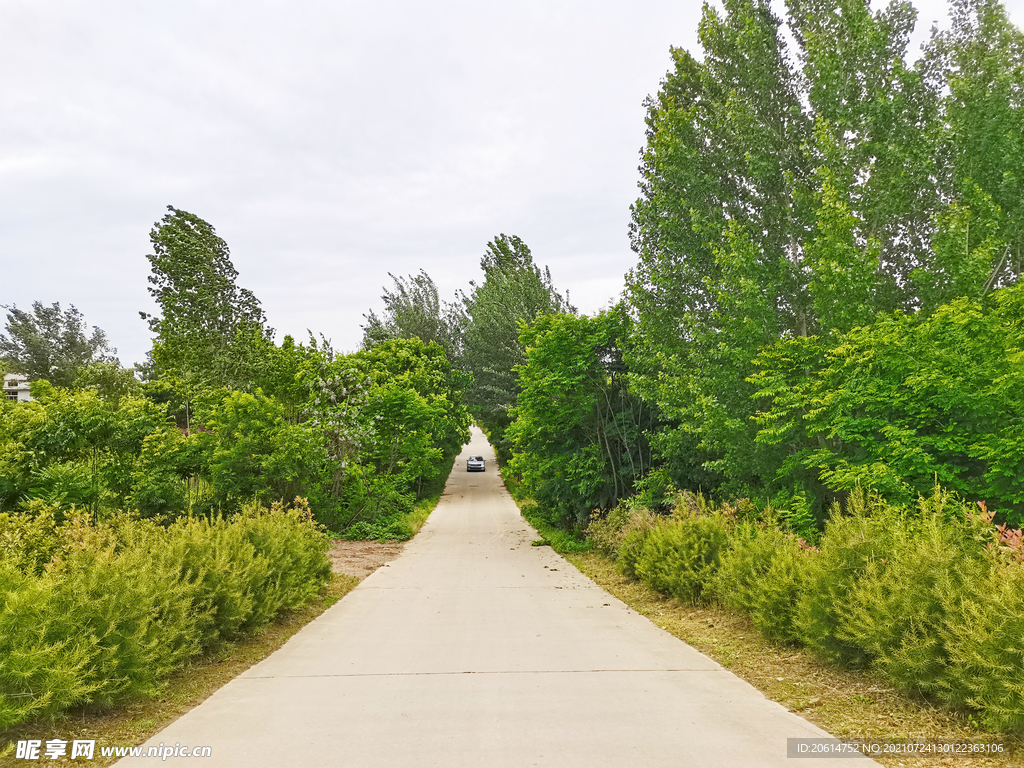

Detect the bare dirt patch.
xmin=328 ymin=539 xmax=406 ymax=579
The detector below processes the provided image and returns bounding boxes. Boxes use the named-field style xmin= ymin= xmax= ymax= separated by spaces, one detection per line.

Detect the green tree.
xmin=0 ymin=385 xmax=166 ymax=514
xmin=462 ymin=234 xmax=572 ymax=457
xmin=790 ymin=0 xmax=941 ymax=307
xmin=923 ymin=0 xmax=1024 ymax=291
xmin=626 ymin=0 xmax=816 ymax=494
xmin=751 ymin=282 xmax=1024 ymax=523
xmin=507 ymin=308 xmax=655 ymax=528
xmin=0 ymin=302 xmax=116 ymax=388
xmin=202 ymin=389 xmax=327 ymax=508
xmin=622 ymin=0 xmax=1018 ymax=499
xmin=74 ymin=361 xmax=142 ymax=405
xmin=141 ymin=206 xmax=271 ymax=390
xmin=298 ymin=337 xmax=470 ymax=533
xmin=361 ymin=271 xmax=466 ymax=366
xmin=356 ymin=337 xmax=471 ymax=495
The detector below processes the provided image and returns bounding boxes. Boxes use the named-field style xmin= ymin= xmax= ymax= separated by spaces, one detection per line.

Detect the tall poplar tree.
xmin=462 ymin=234 xmax=572 ymax=456
xmin=141 ymin=206 xmax=271 ymax=390
xmin=361 ymin=270 xmax=466 ymax=366
xmin=625 ymin=0 xmax=1022 ymax=498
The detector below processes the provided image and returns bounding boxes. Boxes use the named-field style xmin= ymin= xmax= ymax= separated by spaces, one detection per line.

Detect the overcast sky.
xmin=3 ymin=0 xmax=1022 ymax=367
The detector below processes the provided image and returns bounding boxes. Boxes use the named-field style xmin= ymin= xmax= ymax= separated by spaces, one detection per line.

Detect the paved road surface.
xmin=119 ymin=427 xmax=872 ymax=766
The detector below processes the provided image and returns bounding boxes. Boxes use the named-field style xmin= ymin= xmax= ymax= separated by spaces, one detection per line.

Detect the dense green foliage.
xmin=501 ymin=0 xmax=1023 ymax=537
xmin=751 ymin=283 xmax=1024 ymax=522
xmin=1 ymin=302 xmax=116 ymax=388
xmin=619 ymin=0 xmax=1024 ymax=519
xmin=0 ymin=337 xmax=467 ymax=539
xmin=0 ymin=499 xmax=330 ymax=727
xmin=589 ymin=489 xmax=1024 ymax=732
xmin=3 ymin=209 xmax=471 ymax=541
xmin=291 ymin=337 xmax=471 ymax=536
xmin=507 ymin=309 xmax=655 ymax=528
xmin=361 ymin=270 xmax=466 ymax=366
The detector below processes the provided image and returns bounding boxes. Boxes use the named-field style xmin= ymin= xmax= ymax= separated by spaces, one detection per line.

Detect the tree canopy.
xmin=624 ymin=0 xmax=1024 ymax=509
xmin=462 ymin=234 xmax=573 ymax=455
xmin=141 ymin=206 xmax=271 ymax=389
xmin=361 ymin=270 xmax=466 ymax=366
xmin=0 ymin=302 xmax=116 ymax=388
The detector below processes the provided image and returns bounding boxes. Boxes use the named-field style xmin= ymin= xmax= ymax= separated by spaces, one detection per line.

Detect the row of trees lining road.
xmin=3 ymin=211 xmax=581 ymax=537
xmin=2 ymin=206 xmax=471 ymax=539
xmin=362 ymin=233 xmax=572 ymax=460
xmin=0 ymin=207 xmax=491 ymax=725
xmin=358 ymin=0 xmax=1024 ymax=535
xmin=614 ymin=0 xmax=1024 ymax=525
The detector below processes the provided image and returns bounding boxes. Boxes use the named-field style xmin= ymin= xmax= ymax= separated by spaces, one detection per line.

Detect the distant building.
xmin=2 ymin=372 xmax=32 ymax=402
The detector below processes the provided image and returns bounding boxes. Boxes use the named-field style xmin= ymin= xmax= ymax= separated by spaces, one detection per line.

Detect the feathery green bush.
xmin=795 ymin=489 xmax=898 ymax=666
xmin=747 ymin=543 xmax=810 ymax=643
xmin=834 ymin=488 xmax=989 ymax=693
xmin=712 ymin=521 xmax=811 ymax=642
xmin=937 ymin=553 xmax=1024 ymax=733
xmin=613 ymin=509 xmax=660 ymax=579
xmin=0 ymin=498 xmax=330 ymax=727
xmin=634 ymin=513 xmax=730 ymax=604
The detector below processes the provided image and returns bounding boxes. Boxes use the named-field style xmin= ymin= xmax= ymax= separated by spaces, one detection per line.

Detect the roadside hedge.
xmin=0 ymin=499 xmax=330 ymax=727
xmin=589 ymin=487 xmax=1024 ymax=733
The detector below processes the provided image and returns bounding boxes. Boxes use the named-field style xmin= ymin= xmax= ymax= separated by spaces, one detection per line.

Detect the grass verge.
xmin=405 ymin=490 xmax=441 ymax=537
xmin=0 ymin=573 xmax=358 ymax=767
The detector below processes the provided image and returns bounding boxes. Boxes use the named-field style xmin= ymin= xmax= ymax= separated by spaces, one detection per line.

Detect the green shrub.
xmin=712 ymin=521 xmax=811 ymax=642
xmin=711 ymin=521 xmax=784 ymax=612
xmin=235 ymin=498 xmax=331 ymax=611
xmin=342 ymin=517 xmax=409 ymax=541
xmin=835 ymin=489 xmax=990 ymax=693
xmin=0 ymin=499 xmax=331 ymax=728
xmin=614 ymin=507 xmax=660 ymax=578
xmin=320 ymin=470 xmax=415 ymax=538
xmin=587 ymin=503 xmax=640 ymax=559
xmin=586 ymin=510 xmax=616 ymax=557
xmin=748 ymin=542 xmax=811 ymax=643
xmin=937 ymin=553 xmax=1024 ymax=733
xmin=599 ymin=481 xmax=1024 ymax=733
xmin=634 ymin=514 xmax=730 ymax=604
xmin=0 ymin=533 xmax=200 ymax=726
xmin=0 ymin=502 xmax=68 ymax=575
xmin=795 ymin=489 xmax=899 ymax=666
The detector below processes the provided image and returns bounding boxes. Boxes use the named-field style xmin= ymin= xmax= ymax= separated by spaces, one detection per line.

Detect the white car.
xmin=466 ymin=455 xmax=486 ymax=472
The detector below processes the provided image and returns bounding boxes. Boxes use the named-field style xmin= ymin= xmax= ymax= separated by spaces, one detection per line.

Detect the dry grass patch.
xmin=565 ymin=551 xmax=1023 ymax=768
xmin=0 ymin=573 xmax=358 ymax=767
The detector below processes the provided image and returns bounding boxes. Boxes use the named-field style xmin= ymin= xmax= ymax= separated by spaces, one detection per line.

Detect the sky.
xmin=3 ymin=0 xmax=1023 ymax=367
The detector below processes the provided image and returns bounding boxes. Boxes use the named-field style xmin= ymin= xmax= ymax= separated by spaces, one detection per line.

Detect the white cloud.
xmin=2 ymin=0 xmax=1021 ymax=363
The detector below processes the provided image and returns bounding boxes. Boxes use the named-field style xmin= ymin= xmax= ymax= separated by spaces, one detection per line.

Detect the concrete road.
xmin=118 ymin=427 xmax=872 ymax=766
